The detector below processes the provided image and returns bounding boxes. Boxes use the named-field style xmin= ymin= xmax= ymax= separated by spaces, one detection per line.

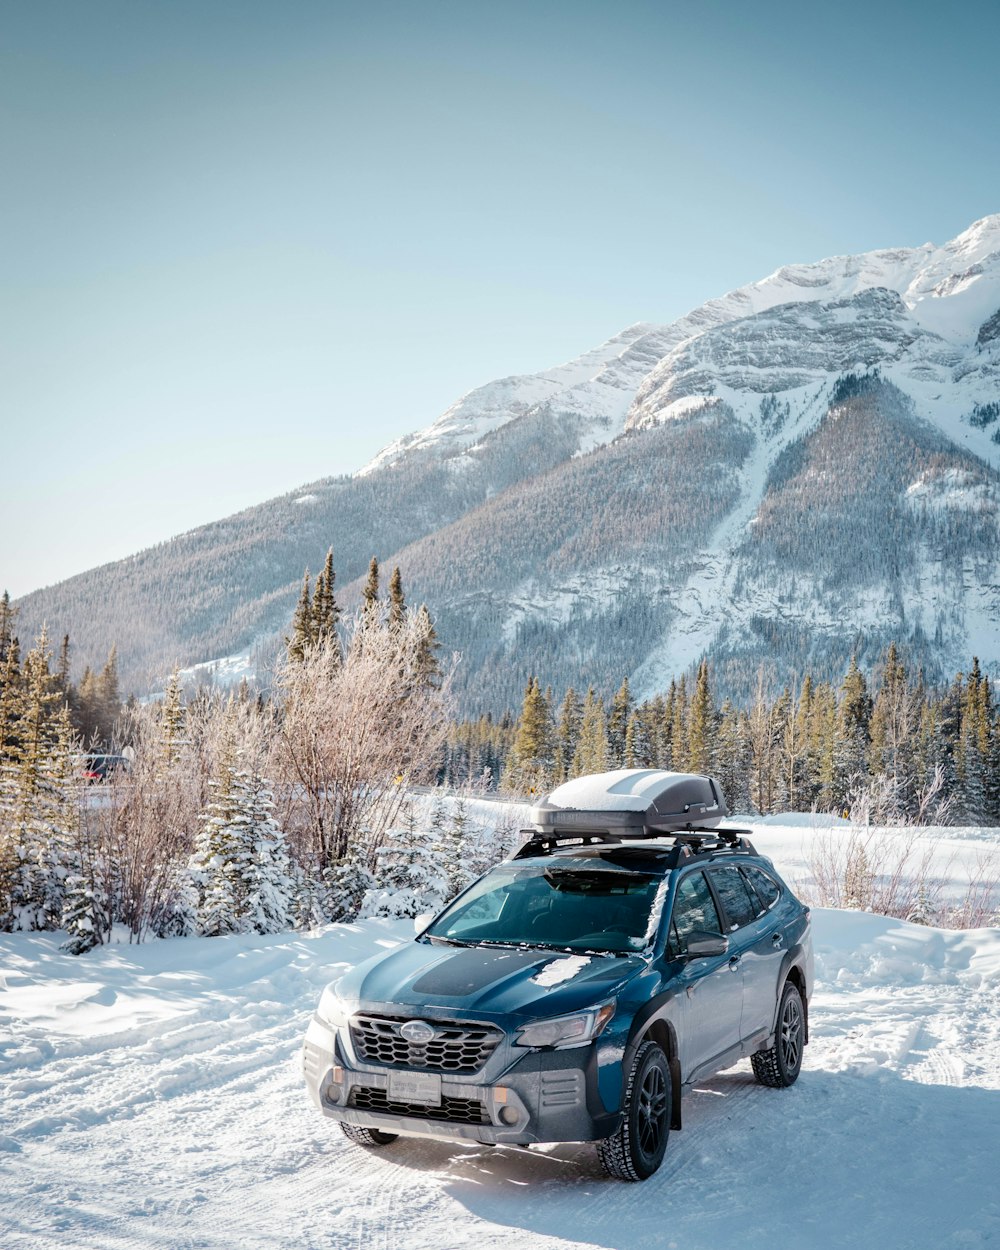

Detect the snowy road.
xmin=2 ymin=907 xmax=999 ymax=1250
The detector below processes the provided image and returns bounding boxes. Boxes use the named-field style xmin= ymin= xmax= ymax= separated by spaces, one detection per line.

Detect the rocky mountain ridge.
xmin=13 ymin=215 xmax=1000 ymax=709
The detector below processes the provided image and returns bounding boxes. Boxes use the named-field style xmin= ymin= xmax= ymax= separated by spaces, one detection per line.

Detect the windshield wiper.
xmin=477 ymin=939 xmax=620 ymax=958
xmin=423 ymin=934 xmax=477 ymax=947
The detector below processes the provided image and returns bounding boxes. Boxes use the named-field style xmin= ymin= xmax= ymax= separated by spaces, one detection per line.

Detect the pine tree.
xmin=97 ymin=646 xmax=121 ymax=746
xmin=510 ymin=677 xmax=554 ymax=792
xmin=833 ymin=655 xmax=872 ymax=811
xmin=287 ymin=571 xmax=315 ymax=662
xmin=715 ymin=699 xmax=751 ymax=814
xmin=413 ymin=604 xmax=443 ymax=689
xmin=956 ymin=658 xmax=990 ymax=822
xmin=312 ymin=549 xmax=341 ymax=650
xmin=160 ymin=670 xmax=187 ymax=766
xmin=607 ymin=679 xmax=633 ymax=769
xmin=0 ymin=633 xmax=79 ymax=931
xmin=363 ymin=557 xmax=380 ymax=613
xmin=670 ymin=677 xmax=688 ymax=771
xmin=189 ymin=734 xmax=293 ymax=936
xmin=572 ymin=688 xmax=608 ymax=775
xmin=439 ymin=798 xmax=472 ymax=899
xmin=555 ymin=687 xmax=583 ymax=780
xmin=687 ymin=660 xmax=716 ymax=775
xmin=388 ymin=566 xmax=406 ymax=632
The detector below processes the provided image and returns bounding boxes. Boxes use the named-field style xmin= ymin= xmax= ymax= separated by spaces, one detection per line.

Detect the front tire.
xmin=597 ymin=1040 xmax=671 ymax=1182
xmin=339 ymin=1122 xmax=398 ymax=1147
xmin=752 ymin=980 xmax=804 ymax=1088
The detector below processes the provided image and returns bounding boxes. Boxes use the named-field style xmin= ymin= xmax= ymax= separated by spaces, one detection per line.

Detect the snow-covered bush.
xmin=189 ymin=754 xmax=293 ymax=937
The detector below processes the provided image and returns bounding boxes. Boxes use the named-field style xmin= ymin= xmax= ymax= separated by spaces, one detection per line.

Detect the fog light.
xmin=498 ymin=1106 xmax=519 ymax=1126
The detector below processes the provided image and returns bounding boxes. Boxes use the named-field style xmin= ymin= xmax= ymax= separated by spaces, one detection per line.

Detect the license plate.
xmin=388 ymin=1071 xmax=442 ymax=1106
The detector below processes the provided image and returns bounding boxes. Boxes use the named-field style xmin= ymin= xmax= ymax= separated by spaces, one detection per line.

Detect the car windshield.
xmin=423 ymin=861 xmax=668 ymax=954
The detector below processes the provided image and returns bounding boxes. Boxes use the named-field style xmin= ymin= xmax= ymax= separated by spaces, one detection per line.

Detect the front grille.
xmin=350 ymin=1014 xmax=503 ymax=1074
xmin=349 ymin=1086 xmax=490 ymax=1125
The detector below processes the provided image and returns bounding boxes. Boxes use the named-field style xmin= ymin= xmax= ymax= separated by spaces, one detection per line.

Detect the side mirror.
xmin=685 ymin=930 xmax=729 ymax=959
xmin=413 ymin=911 xmax=434 ymax=935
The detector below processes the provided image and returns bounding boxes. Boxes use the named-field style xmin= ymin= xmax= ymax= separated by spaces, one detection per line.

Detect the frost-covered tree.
xmin=189 ymin=720 xmax=292 ymax=936
xmin=363 ymin=799 xmax=449 ymax=919
xmin=0 ymin=633 xmax=80 ymax=932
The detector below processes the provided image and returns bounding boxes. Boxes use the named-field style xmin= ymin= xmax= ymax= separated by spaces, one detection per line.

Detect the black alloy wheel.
xmin=751 ymin=980 xmax=805 ymax=1088
xmin=597 ymin=1040 xmax=672 ymax=1181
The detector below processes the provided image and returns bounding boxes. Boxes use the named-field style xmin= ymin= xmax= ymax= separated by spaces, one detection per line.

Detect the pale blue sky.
xmin=2 ymin=0 xmax=998 ymax=598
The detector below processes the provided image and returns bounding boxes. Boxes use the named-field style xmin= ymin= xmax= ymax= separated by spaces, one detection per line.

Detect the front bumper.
xmin=302 ymin=1012 xmax=621 ymax=1146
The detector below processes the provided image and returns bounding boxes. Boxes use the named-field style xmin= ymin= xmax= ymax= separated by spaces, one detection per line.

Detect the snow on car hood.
xmin=336 ymin=939 xmax=646 ymax=1020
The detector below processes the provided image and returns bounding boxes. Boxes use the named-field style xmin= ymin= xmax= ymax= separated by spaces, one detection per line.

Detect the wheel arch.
xmin=778 ymin=957 xmax=809 ymax=1044
xmin=625 ymin=1008 xmax=683 ymax=1131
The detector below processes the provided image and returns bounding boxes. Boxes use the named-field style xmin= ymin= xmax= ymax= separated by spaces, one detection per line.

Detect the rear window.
xmin=709 ymin=865 xmax=759 ymax=931
xmin=743 ymin=865 xmax=781 ymax=912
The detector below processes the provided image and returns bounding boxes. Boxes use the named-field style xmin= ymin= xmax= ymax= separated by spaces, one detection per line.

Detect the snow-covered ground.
xmin=2 ymin=857 xmax=999 ymax=1248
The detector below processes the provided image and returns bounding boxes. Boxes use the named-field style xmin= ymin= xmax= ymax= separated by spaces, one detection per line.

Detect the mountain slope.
xmin=12 ymin=215 xmax=1000 ymax=704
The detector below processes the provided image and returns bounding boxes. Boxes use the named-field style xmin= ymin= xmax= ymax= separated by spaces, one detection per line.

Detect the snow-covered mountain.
xmin=14 ymin=215 xmax=1000 ymax=707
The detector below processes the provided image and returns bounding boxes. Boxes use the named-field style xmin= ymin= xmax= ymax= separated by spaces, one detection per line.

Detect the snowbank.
xmin=2 ymin=905 xmax=998 ymax=1250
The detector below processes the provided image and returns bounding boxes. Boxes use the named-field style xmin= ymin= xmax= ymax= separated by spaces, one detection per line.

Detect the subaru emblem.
xmin=399 ymin=1020 xmax=436 ymax=1044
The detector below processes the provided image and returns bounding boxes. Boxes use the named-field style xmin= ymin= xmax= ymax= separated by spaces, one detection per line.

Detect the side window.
xmin=709 ymin=865 xmax=758 ymax=931
xmin=668 ymin=871 xmax=723 ymax=956
xmin=743 ymin=865 xmax=781 ymax=913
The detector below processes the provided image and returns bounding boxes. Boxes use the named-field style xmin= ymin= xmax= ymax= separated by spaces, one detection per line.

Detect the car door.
xmin=706 ymin=864 xmax=784 ymax=1047
xmin=667 ymin=869 xmax=744 ymax=1081
xmin=737 ymin=864 xmax=790 ymax=1045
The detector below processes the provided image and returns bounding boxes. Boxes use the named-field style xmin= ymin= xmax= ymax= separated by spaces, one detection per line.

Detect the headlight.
xmin=316 ymin=982 xmax=350 ymax=1029
xmin=514 ymin=1002 xmax=616 ymax=1049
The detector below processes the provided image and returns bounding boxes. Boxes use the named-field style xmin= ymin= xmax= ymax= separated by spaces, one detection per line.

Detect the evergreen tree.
xmin=413 ymin=604 xmax=443 ymax=689
xmin=0 ymin=632 xmax=79 ymax=931
xmin=364 ymin=800 xmax=449 ymax=918
xmin=438 ymin=797 xmax=472 ymax=899
xmin=287 ymin=571 xmax=315 ymax=662
xmin=160 ymin=670 xmax=187 ymax=766
xmin=670 ymin=677 xmax=688 ymax=771
xmin=715 ymin=699 xmax=751 ymax=814
xmin=572 ymin=688 xmax=608 ymax=775
xmin=510 ymin=677 xmax=554 ymax=792
xmin=388 ymin=566 xmax=406 ymax=632
xmin=869 ymin=643 xmax=915 ymax=806
xmin=555 ymin=687 xmax=583 ymax=781
xmin=97 ymin=646 xmax=121 ymax=746
xmin=189 ymin=733 xmax=293 ymax=935
xmin=311 ymin=549 xmax=342 ymax=652
xmin=833 ymin=655 xmax=872 ymax=811
xmin=607 ymin=679 xmax=633 ymax=769
xmin=363 ymin=557 xmax=380 ymax=613
xmin=0 ymin=591 xmax=14 ymax=654
xmin=687 ymin=660 xmax=716 ymax=775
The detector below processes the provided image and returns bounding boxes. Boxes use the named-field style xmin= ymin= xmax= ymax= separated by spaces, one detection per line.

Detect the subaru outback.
xmin=302 ymin=769 xmax=812 ymax=1181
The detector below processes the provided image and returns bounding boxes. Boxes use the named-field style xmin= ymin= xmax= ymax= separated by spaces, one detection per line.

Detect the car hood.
xmin=337 ymin=940 xmax=647 ymax=1021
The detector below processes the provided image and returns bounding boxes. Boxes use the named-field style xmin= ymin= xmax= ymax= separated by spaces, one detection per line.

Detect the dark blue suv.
xmin=303 ymin=770 xmax=813 ymax=1181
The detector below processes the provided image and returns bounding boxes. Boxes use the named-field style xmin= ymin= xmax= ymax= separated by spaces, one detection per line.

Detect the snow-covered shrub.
xmin=360 ymin=802 xmax=450 ymax=919
xmin=189 ymin=748 xmax=293 ymax=937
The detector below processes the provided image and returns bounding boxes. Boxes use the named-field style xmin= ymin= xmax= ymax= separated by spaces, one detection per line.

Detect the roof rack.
xmin=513 ymin=825 xmax=758 ymax=868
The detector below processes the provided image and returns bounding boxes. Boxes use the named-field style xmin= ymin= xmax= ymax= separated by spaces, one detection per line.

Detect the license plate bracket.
xmin=388 ymin=1070 xmax=442 ymax=1106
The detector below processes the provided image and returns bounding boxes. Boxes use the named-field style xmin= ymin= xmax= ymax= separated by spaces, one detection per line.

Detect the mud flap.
xmin=669 ymin=1056 xmax=682 ymax=1130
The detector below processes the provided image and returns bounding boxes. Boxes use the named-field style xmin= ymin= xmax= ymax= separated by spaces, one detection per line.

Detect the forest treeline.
xmin=2 ymin=540 xmax=999 ymax=956
xmin=0 ymin=558 xmax=457 ymax=950
xmin=444 ymin=645 xmax=999 ymax=826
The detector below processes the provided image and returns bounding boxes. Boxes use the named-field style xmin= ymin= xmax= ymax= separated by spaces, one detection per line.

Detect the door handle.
xmin=728 ymin=955 xmax=741 ymax=972
xmin=772 ymin=934 xmax=783 ymax=949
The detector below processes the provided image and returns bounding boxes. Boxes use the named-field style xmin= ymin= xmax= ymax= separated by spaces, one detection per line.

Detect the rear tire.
xmin=752 ymin=981 xmax=804 ymax=1088
xmin=597 ymin=1040 xmax=671 ymax=1182
xmin=339 ymin=1122 xmax=398 ymax=1147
